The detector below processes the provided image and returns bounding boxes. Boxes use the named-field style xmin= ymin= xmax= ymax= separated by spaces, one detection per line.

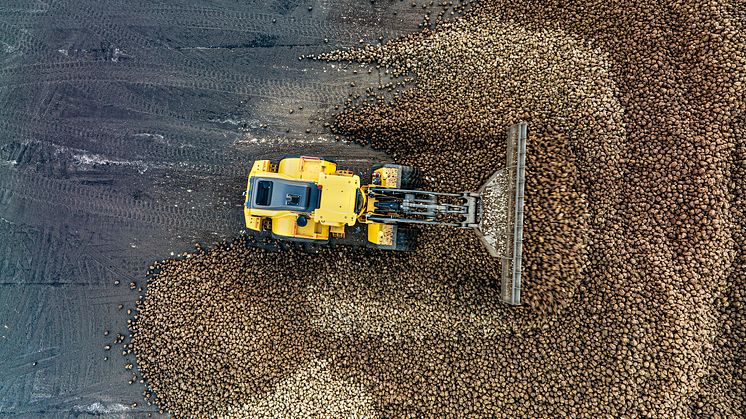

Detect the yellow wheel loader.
xmin=243 ymin=122 xmax=528 ymax=304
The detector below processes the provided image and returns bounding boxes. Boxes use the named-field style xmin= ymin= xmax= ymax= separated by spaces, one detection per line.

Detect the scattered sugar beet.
xmin=130 ymin=0 xmax=744 ymax=417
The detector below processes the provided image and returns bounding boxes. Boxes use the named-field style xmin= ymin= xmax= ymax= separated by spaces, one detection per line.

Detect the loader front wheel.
xmin=399 ymin=166 xmax=422 ymax=189
xmin=394 ymin=226 xmax=417 ymax=252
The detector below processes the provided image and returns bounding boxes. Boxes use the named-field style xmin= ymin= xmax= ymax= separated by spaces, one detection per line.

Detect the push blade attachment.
xmin=474 ymin=122 xmax=527 ymax=305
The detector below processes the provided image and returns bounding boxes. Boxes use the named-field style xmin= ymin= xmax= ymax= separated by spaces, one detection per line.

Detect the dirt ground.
xmin=0 ymin=1 xmax=421 ymax=416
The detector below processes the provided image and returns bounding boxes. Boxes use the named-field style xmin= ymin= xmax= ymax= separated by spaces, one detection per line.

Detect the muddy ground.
xmin=0 ymin=1 xmax=423 ymax=416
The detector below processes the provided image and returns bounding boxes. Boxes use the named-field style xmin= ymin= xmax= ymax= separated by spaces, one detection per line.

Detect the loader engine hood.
xmin=247 ymin=177 xmax=321 ymax=213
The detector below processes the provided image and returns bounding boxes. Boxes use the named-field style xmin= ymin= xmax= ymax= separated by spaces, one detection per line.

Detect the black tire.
xmin=399 ymin=166 xmax=422 ymax=189
xmin=393 ymin=226 xmax=417 ymax=252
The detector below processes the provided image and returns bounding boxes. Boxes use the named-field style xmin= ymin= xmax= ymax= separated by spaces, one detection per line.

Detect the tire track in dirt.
xmin=118 ymin=7 xmax=364 ymax=42
xmin=32 ymin=83 xmax=65 ymax=120
xmin=74 ymin=82 xmax=210 ymax=122
xmin=44 ymin=5 xmax=369 ymax=44
xmin=0 ymin=283 xmax=143 ymax=413
xmin=0 ymin=110 xmax=236 ymax=167
xmin=0 ymin=60 xmax=352 ymax=104
xmin=0 ymin=219 xmax=137 ymax=286
xmin=0 ymin=172 xmax=244 ymax=289
xmin=47 ymin=1 xmax=324 ymax=73
xmin=0 ymin=167 xmax=237 ymax=233
xmin=0 ymin=341 xmax=60 ymax=393
xmin=0 ymin=18 xmax=52 ymax=58
xmin=2 ymin=123 xmax=247 ymax=197
xmin=49 ymin=2 xmax=162 ymax=50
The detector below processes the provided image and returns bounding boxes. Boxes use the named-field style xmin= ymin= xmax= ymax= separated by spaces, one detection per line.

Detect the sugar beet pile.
xmin=129 ymin=0 xmax=744 ymax=417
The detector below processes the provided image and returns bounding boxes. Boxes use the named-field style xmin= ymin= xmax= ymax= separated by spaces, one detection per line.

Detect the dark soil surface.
xmin=0 ymin=1 xmax=421 ymax=416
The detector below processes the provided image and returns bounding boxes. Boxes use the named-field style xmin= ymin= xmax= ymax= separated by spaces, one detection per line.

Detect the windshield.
xmin=255 ymin=180 xmax=273 ymax=206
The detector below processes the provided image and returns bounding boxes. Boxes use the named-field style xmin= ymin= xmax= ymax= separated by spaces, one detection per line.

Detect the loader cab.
xmin=247 ymin=177 xmax=321 ymax=213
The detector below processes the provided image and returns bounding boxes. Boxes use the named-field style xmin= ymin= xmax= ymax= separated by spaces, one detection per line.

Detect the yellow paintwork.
xmin=377 ymin=167 xmax=401 ymax=189
xmin=297 ymin=218 xmax=329 ymax=238
xmin=278 ymin=157 xmax=336 ymax=181
xmin=270 ymin=214 xmax=296 ymax=237
xmin=244 ymin=161 xmax=270 ymax=231
xmin=245 ymin=214 xmax=262 ymax=231
xmin=244 ymin=157 xmax=405 ymax=246
xmin=244 ymin=156 xmax=355 ymax=242
xmin=250 ymin=160 xmax=271 ymax=176
xmin=367 ymin=223 xmax=395 ymax=246
xmin=314 ymin=172 xmax=359 ymax=227
xmin=330 ymin=225 xmax=346 ymax=236
xmin=270 ymin=213 xmax=330 ymax=240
